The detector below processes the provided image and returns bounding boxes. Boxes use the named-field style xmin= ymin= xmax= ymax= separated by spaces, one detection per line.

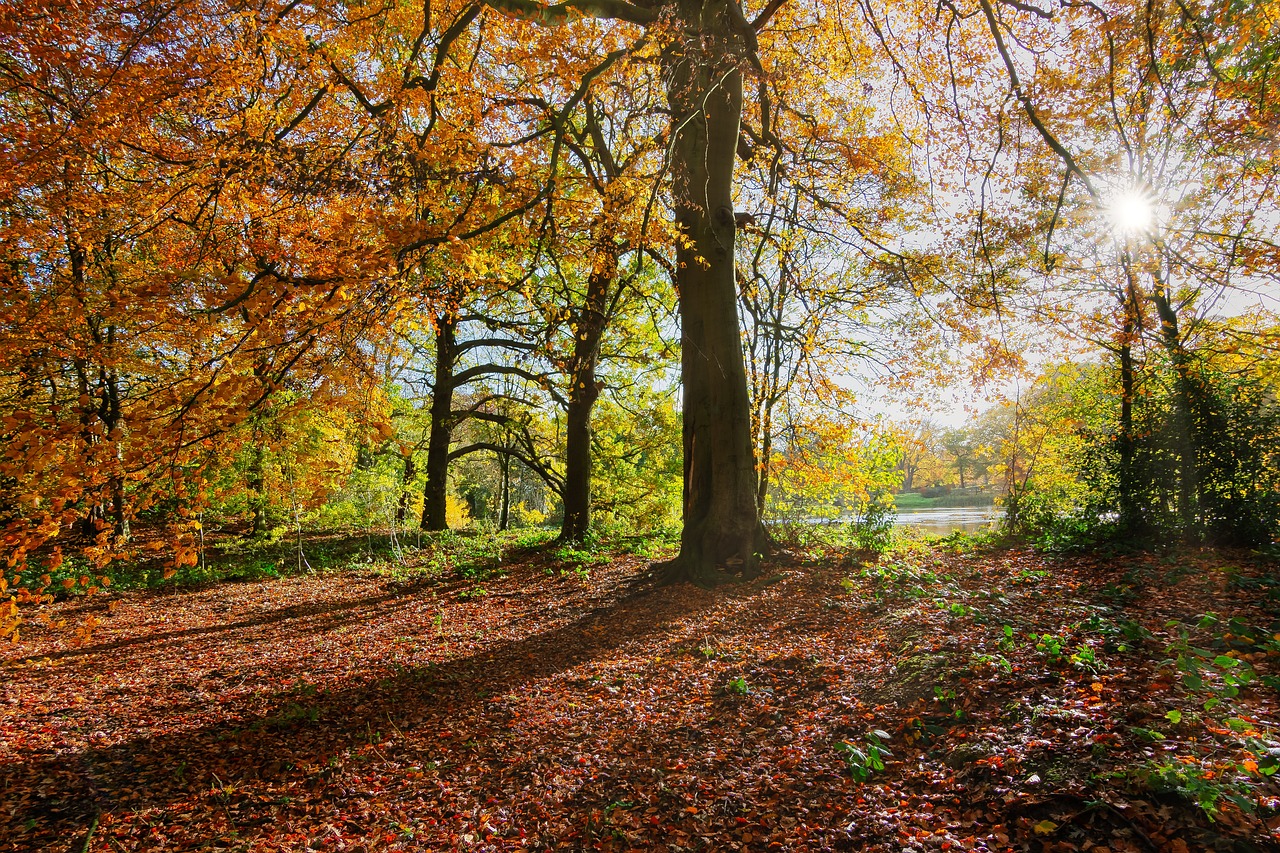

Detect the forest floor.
xmin=4 ymin=533 xmax=1280 ymax=852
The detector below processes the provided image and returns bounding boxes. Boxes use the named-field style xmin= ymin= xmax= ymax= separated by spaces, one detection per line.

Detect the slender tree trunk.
xmin=1117 ymin=338 xmax=1139 ymax=529
xmin=102 ymin=362 xmax=129 ymax=543
xmin=68 ymin=232 xmax=106 ymax=539
xmin=421 ymin=314 xmax=457 ymax=531
xmin=755 ymin=402 xmax=774 ymax=516
xmin=72 ymin=361 xmax=108 ymax=538
xmin=1113 ymin=258 xmax=1146 ymax=536
xmin=499 ymin=448 xmax=512 ymax=531
xmin=660 ymin=4 xmax=763 ymax=585
xmin=247 ymin=439 xmax=267 ymax=536
xmin=751 ymin=320 xmax=785 ymax=517
xmin=396 ymin=452 xmax=416 ymax=525
xmin=560 ymin=241 xmax=616 ymax=542
xmin=1150 ymin=280 xmax=1200 ymax=537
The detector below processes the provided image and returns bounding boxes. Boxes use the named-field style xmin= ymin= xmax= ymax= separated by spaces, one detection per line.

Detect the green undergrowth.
xmin=837 ymin=542 xmax=1280 ymax=829
xmin=10 ymin=522 xmax=685 ymax=609
xmin=21 ymin=527 xmax=552 ymax=594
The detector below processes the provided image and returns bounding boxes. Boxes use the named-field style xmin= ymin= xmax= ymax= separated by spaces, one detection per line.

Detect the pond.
xmin=893 ymin=506 xmax=1005 ymax=536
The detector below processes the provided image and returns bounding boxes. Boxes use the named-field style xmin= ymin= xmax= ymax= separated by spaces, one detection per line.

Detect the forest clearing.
xmin=4 ymin=534 xmax=1280 ymax=852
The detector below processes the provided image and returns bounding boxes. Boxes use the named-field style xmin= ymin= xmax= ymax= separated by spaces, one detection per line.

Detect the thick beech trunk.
xmin=660 ymin=4 xmax=763 ymax=585
xmin=421 ymin=314 xmax=458 ymax=531
xmin=559 ymin=242 xmax=616 ymax=543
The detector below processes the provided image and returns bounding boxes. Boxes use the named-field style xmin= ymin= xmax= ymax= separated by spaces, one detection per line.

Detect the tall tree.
xmin=480 ymin=0 xmax=803 ymax=582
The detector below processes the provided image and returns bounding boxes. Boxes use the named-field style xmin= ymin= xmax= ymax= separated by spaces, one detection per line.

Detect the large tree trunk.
xmin=559 ymin=240 xmax=616 ymax=543
xmin=421 ymin=314 xmax=458 ymax=531
xmin=660 ymin=4 xmax=763 ymax=585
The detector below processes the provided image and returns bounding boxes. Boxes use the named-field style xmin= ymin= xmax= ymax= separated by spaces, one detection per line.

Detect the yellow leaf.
xmin=1033 ymin=820 xmax=1057 ymax=836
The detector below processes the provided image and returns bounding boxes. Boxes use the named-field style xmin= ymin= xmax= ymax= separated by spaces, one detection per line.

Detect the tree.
xmin=520 ymin=73 xmax=671 ymax=542
xmin=475 ymin=0 xmax=809 ymax=583
xmin=389 ymin=287 xmax=551 ymax=533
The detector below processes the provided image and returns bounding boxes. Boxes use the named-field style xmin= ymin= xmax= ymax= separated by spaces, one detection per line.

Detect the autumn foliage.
xmin=0 ymin=0 xmax=1279 ymax=849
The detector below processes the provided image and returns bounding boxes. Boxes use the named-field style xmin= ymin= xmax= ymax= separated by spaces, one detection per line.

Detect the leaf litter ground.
xmin=4 ymin=540 xmax=1280 ymax=852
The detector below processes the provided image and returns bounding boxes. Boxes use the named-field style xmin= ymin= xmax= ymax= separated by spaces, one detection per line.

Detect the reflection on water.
xmin=895 ymin=507 xmax=1004 ymax=536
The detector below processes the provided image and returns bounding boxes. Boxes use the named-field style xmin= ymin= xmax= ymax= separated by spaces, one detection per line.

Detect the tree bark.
xmin=902 ymin=458 xmax=917 ymax=493
xmin=559 ymin=240 xmax=617 ymax=542
xmin=101 ymin=354 xmax=129 ymax=544
xmin=247 ymin=439 xmax=267 ymax=536
xmin=659 ymin=2 xmax=764 ymax=585
xmin=1117 ymin=337 xmax=1139 ymax=529
xmin=499 ymin=447 xmax=512 ymax=531
xmin=1150 ymin=279 xmax=1200 ymax=538
xmin=396 ymin=451 xmax=417 ymax=525
xmin=421 ymin=313 xmax=458 ymax=531
xmin=1116 ymin=268 xmax=1141 ymax=536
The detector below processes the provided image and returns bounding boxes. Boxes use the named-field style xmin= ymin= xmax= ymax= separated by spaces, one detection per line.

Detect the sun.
xmin=1107 ymin=189 xmax=1155 ymax=236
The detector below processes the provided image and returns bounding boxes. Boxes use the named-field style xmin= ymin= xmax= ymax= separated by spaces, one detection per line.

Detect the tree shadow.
xmin=21 ymin=574 xmax=453 ymax=664
xmin=2 ymin=575 xmax=702 ymax=847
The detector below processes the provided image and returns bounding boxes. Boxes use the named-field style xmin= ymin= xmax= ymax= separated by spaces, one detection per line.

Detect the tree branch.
xmin=481 ymin=0 xmax=657 ymax=26
xmin=976 ymin=0 xmax=1097 ymax=199
xmin=750 ymin=0 xmax=790 ymax=30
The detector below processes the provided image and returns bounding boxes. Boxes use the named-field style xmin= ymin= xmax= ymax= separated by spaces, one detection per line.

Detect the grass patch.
xmin=894 ymin=491 xmax=999 ymax=510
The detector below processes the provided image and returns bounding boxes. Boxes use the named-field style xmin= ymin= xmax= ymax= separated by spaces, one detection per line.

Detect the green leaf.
xmin=1223 ymin=792 xmax=1255 ymax=813
xmin=1166 ymin=709 xmax=1183 ymax=725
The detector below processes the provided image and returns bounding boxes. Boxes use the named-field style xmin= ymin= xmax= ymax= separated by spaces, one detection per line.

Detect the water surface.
xmin=894 ymin=507 xmax=1004 ymax=536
